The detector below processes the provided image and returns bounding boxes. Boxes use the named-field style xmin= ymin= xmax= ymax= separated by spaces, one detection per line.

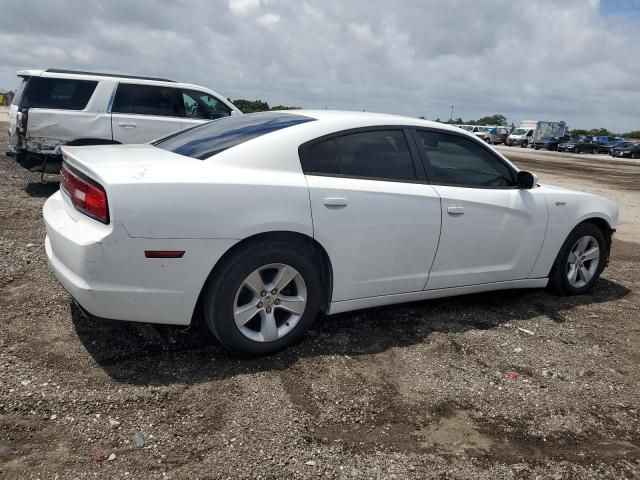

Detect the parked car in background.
xmin=506 ymin=126 xmax=534 ymax=147
xmin=596 ymin=137 xmax=626 ymax=153
xmin=43 ymin=111 xmax=617 ymax=356
xmin=598 ymin=140 xmax=627 ymax=154
xmin=473 ymin=126 xmax=494 ymax=143
xmin=8 ymin=69 xmax=241 ymax=173
xmin=610 ymin=142 xmax=640 ymax=159
xmin=557 ymin=137 xmax=599 ymax=154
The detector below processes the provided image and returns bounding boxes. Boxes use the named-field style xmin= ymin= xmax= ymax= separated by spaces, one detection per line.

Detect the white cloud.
xmin=256 ymin=13 xmax=280 ymax=27
xmin=0 ymin=0 xmax=638 ymax=132
xmin=229 ymin=0 xmax=261 ymax=15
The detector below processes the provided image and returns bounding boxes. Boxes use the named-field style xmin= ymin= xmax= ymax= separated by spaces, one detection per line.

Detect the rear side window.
xmin=180 ymin=89 xmax=231 ymax=120
xmin=154 ymin=112 xmax=315 ymax=160
xmin=302 ymin=130 xmax=416 ymax=181
xmin=11 ymin=78 xmax=27 ymax=106
xmin=414 ymin=130 xmax=515 ymax=188
xmin=19 ymin=77 xmax=97 ymax=110
xmin=112 ymin=83 xmax=179 ymax=117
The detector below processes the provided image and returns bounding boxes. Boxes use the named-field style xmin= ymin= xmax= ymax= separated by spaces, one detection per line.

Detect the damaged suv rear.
xmin=8 ymin=69 xmax=240 ymax=173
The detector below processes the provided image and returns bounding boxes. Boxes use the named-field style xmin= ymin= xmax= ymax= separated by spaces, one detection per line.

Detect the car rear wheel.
xmin=548 ymin=223 xmax=608 ymax=296
xmin=202 ymin=242 xmax=321 ymax=356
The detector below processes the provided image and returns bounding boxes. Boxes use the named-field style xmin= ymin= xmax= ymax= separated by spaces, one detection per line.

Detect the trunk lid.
xmin=61 ymin=144 xmax=205 ymax=187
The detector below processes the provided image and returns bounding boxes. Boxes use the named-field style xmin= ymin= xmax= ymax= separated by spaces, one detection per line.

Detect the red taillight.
xmin=60 ymin=163 xmax=109 ymax=224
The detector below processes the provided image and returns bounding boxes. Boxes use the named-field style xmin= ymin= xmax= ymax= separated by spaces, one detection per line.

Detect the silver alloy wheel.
xmin=566 ymin=235 xmax=600 ymax=288
xmin=233 ymin=263 xmax=307 ymax=343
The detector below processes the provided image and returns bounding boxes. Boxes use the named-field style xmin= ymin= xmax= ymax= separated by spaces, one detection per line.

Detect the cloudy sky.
xmin=1 ymin=0 xmax=638 ymax=132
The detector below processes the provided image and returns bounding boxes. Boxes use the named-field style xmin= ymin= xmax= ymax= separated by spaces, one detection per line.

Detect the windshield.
xmin=459 ymin=125 xmax=474 ymax=132
xmin=477 ymin=127 xmax=491 ymax=132
xmin=154 ymin=111 xmax=315 ymax=160
xmin=512 ymin=128 xmax=527 ymax=135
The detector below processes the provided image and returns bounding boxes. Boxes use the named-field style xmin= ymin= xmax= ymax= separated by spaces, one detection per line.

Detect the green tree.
xmin=622 ymin=130 xmax=640 ymax=139
xmin=475 ymin=114 xmax=507 ymax=126
xmin=230 ymin=99 xmax=299 ymax=114
xmin=231 ymin=99 xmax=270 ymax=113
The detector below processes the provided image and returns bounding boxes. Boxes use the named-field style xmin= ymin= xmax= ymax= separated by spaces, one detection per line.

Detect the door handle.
xmin=447 ymin=206 xmax=465 ymax=215
xmin=118 ymin=122 xmax=137 ymax=128
xmin=323 ymin=197 xmax=348 ymax=207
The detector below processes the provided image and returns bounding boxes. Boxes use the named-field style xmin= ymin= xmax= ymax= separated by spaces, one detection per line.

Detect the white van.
xmin=8 ymin=69 xmax=241 ymax=172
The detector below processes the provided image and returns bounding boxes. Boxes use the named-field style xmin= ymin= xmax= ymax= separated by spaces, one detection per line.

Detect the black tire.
xmin=201 ymin=241 xmax=322 ymax=356
xmin=573 ymin=147 xmax=579 ymax=154
xmin=632 ymin=152 xmax=639 ymax=160
xmin=548 ymin=222 xmax=608 ymax=296
xmin=521 ymin=140 xmax=528 ymax=148
xmin=592 ymin=148 xmax=597 ymax=154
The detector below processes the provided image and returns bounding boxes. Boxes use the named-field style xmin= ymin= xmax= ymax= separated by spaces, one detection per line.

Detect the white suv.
xmin=8 ymin=69 xmax=241 ymax=172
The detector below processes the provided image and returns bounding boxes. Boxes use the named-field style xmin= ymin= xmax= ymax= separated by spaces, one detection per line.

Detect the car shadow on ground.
xmin=25 ymin=180 xmax=59 ymax=198
xmin=71 ymin=277 xmax=630 ymax=386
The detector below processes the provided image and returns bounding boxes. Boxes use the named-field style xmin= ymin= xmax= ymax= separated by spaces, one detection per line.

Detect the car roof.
xmin=280 ymin=109 xmax=468 ymax=133
xmin=15 ymin=68 xmax=233 ymax=96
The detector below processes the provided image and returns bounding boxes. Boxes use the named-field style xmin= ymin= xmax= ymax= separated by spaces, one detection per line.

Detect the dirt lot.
xmin=1 ymin=128 xmax=639 ymax=479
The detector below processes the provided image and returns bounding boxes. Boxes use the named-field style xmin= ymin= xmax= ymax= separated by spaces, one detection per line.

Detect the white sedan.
xmin=43 ymin=111 xmax=618 ymax=356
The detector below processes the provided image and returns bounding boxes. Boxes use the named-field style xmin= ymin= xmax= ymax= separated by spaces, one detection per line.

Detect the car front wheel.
xmin=548 ymin=223 xmax=608 ymax=296
xmin=202 ymin=241 xmax=322 ymax=356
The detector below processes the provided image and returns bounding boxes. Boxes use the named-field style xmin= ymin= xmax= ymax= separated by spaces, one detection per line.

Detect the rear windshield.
xmin=18 ymin=77 xmax=97 ymax=110
xmin=154 ymin=112 xmax=315 ymax=160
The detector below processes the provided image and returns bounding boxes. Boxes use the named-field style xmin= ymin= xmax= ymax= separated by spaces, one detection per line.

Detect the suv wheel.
xmin=548 ymin=223 xmax=607 ymax=296
xmin=521 ymin=140 xmax=528 ymax=148
xmin=202 ymin=242 xmax=322 ymax=356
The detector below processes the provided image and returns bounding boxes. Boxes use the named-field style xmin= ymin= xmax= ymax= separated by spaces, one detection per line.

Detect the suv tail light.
xmin=60 ymin=163 xmax=109 ymax=224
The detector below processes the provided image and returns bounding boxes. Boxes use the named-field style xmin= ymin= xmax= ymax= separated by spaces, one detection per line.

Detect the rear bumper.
xmin=44 ymin=191 xmax=236 ymax=325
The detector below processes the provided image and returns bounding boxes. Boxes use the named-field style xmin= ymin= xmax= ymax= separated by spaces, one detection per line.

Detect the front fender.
xmin=528 ymin=186 xmax=618 ymax=278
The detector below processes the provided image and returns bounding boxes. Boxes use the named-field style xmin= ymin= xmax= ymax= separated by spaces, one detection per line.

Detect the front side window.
xmin=302 ymin=130 xmax=416 ymax=181
xmin=19 ymin=77 xmax=97 ymax=110
xmin=154 ymin=111 xmax=314 ymax=160
xmin=112 ymin=83 xmax=178 ymax=117
xmin=181 ymin=89 xmax=231 ymax=120
xmin=414 ymin=130 xmax=515 ymax=188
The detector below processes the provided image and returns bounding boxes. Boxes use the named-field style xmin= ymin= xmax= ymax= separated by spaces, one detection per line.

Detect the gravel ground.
xmin=1 ymin=127 xmax=639 ymax=479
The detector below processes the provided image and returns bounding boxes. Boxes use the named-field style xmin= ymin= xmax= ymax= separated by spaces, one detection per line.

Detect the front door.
xmin=300 ymin=129 xmax=442 ymax=301
xmin=411 ymin=129 xmax=548 ymax=290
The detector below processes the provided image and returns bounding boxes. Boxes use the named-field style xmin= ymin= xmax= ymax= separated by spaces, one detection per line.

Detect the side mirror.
xmin=517 ymin=170 xmax=538 ymax=189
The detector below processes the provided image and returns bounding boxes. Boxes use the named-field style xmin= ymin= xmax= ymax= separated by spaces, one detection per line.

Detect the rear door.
xmin=412 ymin=129 xmax=548 ymax=290
xmin=300 ymin=128 xmax=442 ymax=302
xmin=110 ymin=83 xmax=183 ymax=144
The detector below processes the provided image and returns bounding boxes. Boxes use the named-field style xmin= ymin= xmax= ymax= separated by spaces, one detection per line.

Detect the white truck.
xmin=506 ymin=120 xmax=567 ymax=149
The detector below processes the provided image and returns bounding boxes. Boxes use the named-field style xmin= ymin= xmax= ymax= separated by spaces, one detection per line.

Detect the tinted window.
xmin=19 ymin=77 xmax=97 ymax=110
xmin=112 ymin=83 xmax=178 ymax=117
xmin=415 ymin=130 xmax=515 ymax=187
xmin=154 ymin=112 xmax=314 ymax=160
xmin=303 ymin=130 xmax=416 ymax=181
xmin=181 ymin=89 xmax=231 ymax=120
